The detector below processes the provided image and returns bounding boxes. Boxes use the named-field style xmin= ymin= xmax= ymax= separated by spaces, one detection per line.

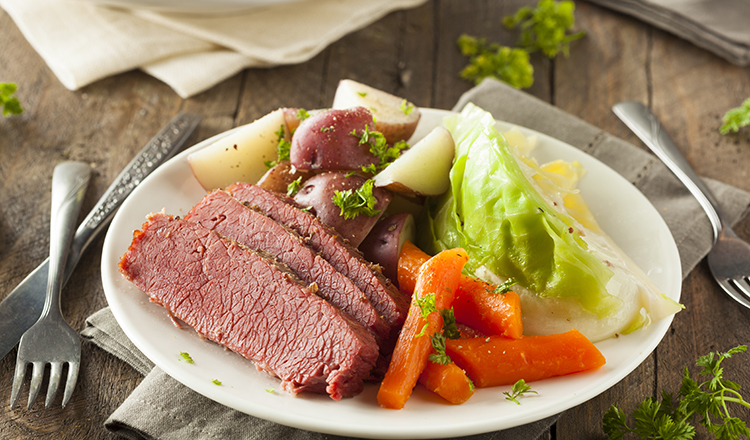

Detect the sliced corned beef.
xmin=185 ymin=190 xmax=390 ymax=344
xmin=226 ymin=183 xmax=409 ymax=333
xmin=119 ymin=213 xmax=379 ymax=400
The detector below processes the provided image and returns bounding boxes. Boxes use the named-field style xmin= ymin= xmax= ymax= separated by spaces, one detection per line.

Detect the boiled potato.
xmin=332 ymin=79 xmax=420 ymax=144
xmin=290 ymin=107 xmax=379 ymax=171
xmin=188 ymin=109 xmax=289 ymax=191
xmin=256 ymin=161 xmax=310 ymax=194
xmin=359 ymin=213 xmax=416 ymax=285
xmin=373 ymin=126 xmax=455 ymax=197
xmin=293 ymin=172 xmax=392 ymax=247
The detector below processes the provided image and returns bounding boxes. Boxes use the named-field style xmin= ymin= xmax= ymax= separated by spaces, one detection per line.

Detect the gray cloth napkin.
xmin=82 ymin=77 xmax=750 ymax=440
xmin=586 ymin=0 xmax=750 ymax=66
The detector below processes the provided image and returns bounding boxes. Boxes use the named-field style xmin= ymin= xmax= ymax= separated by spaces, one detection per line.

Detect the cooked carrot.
xmin=397 ymin=240 xmax=427 ymax=296
xmin=453 ymin=277 xmax=523 ymax=339
xmin=445 ymin=329 xmax=606 ymax=388
xmin=398 ymin=241 xmax=523 ymax=339
xmin=418 ymin=361 xmax=475 ymax=404
xmin=377 ymin=248 xmax=469 ymax=410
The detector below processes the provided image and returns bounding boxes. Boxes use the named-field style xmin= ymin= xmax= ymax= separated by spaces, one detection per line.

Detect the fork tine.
xmin=717 ymin=278 xmax=750 ymax=309
xmin=61 ymin=362 xmax=79 ymax=408
xmin=10 ymin=361 xmax=28 ymax=409
xmin=730 ymin=277 xmax=750 ymax=300
xmin=45 ymin=362 xmax=63 ymax=408
xmin=26 ymin=361 xmax=46 ymax=409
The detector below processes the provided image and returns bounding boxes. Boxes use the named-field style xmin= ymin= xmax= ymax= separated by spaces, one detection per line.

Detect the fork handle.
xmin=42 ymin=162 xmax=91 ymax=320
xmin=613 ymin=102 xmax=727 ymax=242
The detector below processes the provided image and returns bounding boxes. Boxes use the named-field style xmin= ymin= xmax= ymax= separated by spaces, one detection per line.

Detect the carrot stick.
xmin=453 ymin=277 xmax=523 ymax=339
xmin=445 ymin=330 xmax=606 ymax=388
xmin=377 ymin=248 xmax=469 ymax=409
xmin=398 ymin=241 xmax=523 ymax=339
xmin=397 ymin=240 xmax=427 ymax=296
xmin=418 ymin=361 xmax=475 ymax=405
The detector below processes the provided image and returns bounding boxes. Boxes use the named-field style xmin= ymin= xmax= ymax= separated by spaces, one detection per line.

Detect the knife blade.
xmin=0 ymin=112 xmax=201 ymax=361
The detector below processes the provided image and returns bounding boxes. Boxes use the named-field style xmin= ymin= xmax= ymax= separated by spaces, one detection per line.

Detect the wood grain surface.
xmin=1 ymin=1 xmax=749 ymax=439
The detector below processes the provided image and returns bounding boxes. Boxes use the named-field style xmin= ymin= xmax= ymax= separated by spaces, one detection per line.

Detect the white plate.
xmin=101 ymin=108 xmax=682 ymax=439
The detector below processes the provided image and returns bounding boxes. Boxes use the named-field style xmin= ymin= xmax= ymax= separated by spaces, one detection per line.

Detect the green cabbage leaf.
xmin=418 ymin=103 xmax=620 ymax=318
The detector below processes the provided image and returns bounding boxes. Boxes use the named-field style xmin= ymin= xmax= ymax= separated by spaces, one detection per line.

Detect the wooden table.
xmin=1 ymin=1 xmax=749 ymax=439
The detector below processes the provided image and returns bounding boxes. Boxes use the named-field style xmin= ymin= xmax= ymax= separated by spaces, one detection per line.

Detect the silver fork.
xmin=614 ymin=101 xmax=750 ymax=310
xmin=10 ymin=161 xmax=91 ymax=409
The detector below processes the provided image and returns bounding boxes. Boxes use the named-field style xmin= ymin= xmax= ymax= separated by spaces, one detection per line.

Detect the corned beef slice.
xmin=226 ymin=183 xmax=409 ymax=330
xmin=119 ymin=213 xmax=379 ymax=400
xmin=185 ymin=190 xmax=390 ymax=344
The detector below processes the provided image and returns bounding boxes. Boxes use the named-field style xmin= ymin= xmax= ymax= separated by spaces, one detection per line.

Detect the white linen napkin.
xmin=0 ymin=0 xmax=427 ymax=98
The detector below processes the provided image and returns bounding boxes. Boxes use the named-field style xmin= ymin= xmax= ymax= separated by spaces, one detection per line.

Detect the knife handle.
xmin=64 ymin=112 xmax=201 ymax=282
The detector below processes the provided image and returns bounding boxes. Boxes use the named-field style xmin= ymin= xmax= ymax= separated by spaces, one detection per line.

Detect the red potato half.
xmin=359 ymin=213 xmax=416 ymax=285
xmin=332 ymin=79 xmax=420 ymax=144
xmin=293 ymin=172 xmax=392 ymax=247
xmin=290 ymin=107 xmax=379 ymax=171
xmin=188 ymin=109 xmax=289 ymax=191
xmin=373 ymin=126 xmax=455 ymax=197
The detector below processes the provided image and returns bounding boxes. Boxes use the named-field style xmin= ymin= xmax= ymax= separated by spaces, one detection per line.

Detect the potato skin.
xmin=290 ymin=107 xmax=379 ymax=171
xmin=359 ymin=213 xmax=415 ymax=285
xmin=256 ymin=161 xmax=310 ymax=194
xmin=293 ymin=172 xmax=392 ymax=247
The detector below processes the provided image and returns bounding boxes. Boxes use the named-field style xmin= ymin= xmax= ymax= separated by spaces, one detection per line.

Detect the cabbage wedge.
xmin=418 ymin=104 xmax=682 ymax=342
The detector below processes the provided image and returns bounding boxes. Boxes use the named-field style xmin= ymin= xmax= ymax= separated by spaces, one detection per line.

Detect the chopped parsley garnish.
xmin=720 ymin=97 xmax=750 ymax=134
xmin=428 ymin=333 xmax=452 ymax=365
xmin=504 ymin=379 xmax=537 ymax=404
xmin=179 ymin=352 xmax=194 ymax=364
xmin=0 ymin=83 xmax=22 ymax=116
xmin=488 ymin=279 xmax=517 ymax=295
xmin=603 ymin=345 xmax=750 ymax=440
xmin=413 ymin=293 xmax=437 ymax=337
xmin=439 ymin=308 xmax=461 ymax=340
xmin=265 ymin=125 xmax=291 ymax=168
xmin=357 ymin=92 xmax=367 ymax=97
xmin=212 ymin=379 xmax=222 ymax=386
xmin=400 ymin=99 xmax=415 ymax=115
xmin=351 ymin=126 xmax=409 ymax=173
xmin=331 ymin=178 xmax=381 ymax=219
xmin=286 ymin=176 xmax=303 ymax=197
xmin=265 ymin=387 xmax=275 ymax=393
xmin=296 ymin=108 xmax=311 ymax=122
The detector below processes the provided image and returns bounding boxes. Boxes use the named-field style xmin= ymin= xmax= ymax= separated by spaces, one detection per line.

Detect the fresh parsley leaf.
xmin=504 ymin=379 xmax=537 ymax=405
xmin=440 ymin=308 xmax=461 ymax=340
xmin=179 ymin=352 xmax=194 ymax=364
xmin=357 ymin=92 xmax=367 ymax=97
xmin=502 ymin=0 xmax=586 ymax=59
xmin=212 ymin=379 xmax=222 ymax=386
xmin=0 ymin=83 xmax=22 ymax=116
xmin=265 ymin=125 xmax=292 ymax=169
xmin=351 ymin=126 xmax=409 ymax=172
xmin=603 ymin=345 xmax=750 ymax=440
xmin=457 ymin=34 xmax=534 ymax=89
xmin=296 ymin=108 xmax=311 ymax=122
xmin=488 ymin=279 xmax=517 ymax=295
xmin=286 ymin=177 xmax=303 ymax=197
xmin=331 ymin=179 xmax=381 ymax=219
xmin=428 ymin=332 xmax=452 ymax=365
xmin=400 ymin=99 xmax=415 ymax=115
xmin=265 ymin=387 xmax=275 ymax=393
xmin=720 ymin=97 xmax=750 ymax=134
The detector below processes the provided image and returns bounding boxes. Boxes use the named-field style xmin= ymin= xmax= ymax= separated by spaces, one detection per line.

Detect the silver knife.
xmin=0 ymin=112 xmax=201 ymax=361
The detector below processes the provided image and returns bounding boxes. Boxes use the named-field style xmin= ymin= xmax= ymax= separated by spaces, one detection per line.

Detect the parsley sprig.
xmin=503 ymin=0 xmax=585 ymax=59
xmin=457 ymin=0 xmax=584 ymax=89
xmin=603 ymin=345 xmax=750 ymax=440
xmin=488 ymin=278 xmax=517 ymax=295
xmin=504 ymin=379 xmax=537 ymax=405
xmin=720 ymin=98 xmax=750 ymax=135
xmin=1 ymin=83 xmax=23 ymax=116
xmin=331 ymin=178 xmax=381 ymax=219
